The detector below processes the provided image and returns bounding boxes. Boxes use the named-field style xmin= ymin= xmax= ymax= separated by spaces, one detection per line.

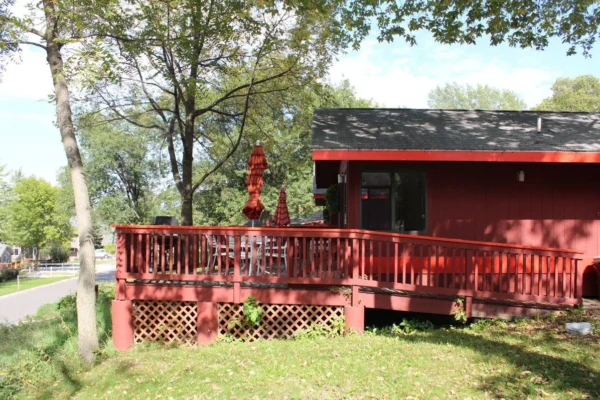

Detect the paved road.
xmin=0 ymin=265 xmax=116 ymax=325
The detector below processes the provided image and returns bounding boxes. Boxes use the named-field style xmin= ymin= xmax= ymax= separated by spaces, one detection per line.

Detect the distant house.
xmin=0 ymin=244 xmax=11 ymax=264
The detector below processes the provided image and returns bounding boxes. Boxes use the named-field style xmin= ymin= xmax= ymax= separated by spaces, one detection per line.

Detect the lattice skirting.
xmin=218 ymin=303 xmax=344 ymax=341
xmin=133 ymin=300 xmax=197 ymax=344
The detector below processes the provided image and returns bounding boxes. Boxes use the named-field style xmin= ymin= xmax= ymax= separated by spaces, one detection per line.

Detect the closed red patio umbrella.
xmin=243 ymin=142 xmax=268 ymax=222
xmin=273 ymin=185 xmax=290 ymax=227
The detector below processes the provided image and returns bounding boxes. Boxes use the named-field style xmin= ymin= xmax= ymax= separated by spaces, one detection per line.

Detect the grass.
xmin=0 ymin=289 xmax=598 ymax=399
xmin=0 ymin=276 xmax=74 ymax=297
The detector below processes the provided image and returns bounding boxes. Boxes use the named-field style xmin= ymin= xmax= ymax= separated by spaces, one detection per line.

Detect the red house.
xmin=312 ymin=108 xmax=600 ymax=297
xmin=111 ymin=108 xmax=598 ymax=350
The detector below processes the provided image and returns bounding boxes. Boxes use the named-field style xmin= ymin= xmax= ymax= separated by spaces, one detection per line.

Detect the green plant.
xmin=366 ymin=319 xmax=435 ymax=337
xmin=294 ymin=316 xmax=346 ymax=339
xmin=0 ymin=269 xmax=20 ymax=283
xmin=48 ymin=245 xmax=69 ymax=263
xmin=242 ymin=295 xmax=264 ymax=327
xmin=324 ymin=184 xmax=339 ymax=219
xmin=452 ymin=297 xmax=468 ymax=324
xmin=104 ymin=243 xmax=116 ymax=255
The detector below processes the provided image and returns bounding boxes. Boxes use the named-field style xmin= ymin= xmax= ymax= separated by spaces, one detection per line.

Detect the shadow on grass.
xmin=395 ymin=328 xmax=600 ymax=399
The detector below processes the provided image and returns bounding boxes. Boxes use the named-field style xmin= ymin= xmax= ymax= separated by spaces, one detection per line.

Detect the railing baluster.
xmin=401 ymin=244 xmax=406 ymax=285
xmin=561 ymin=257 xmax=567 ymax=298
xmin=393 ymin=242 xmax=399 ymax=284
xmin=368 ymin=240 xmax=373 ymax=281
xmin=418 ymin=245 xmax=423 ymax=286
xmin=449 ymin=247 xmax=454 ymax=289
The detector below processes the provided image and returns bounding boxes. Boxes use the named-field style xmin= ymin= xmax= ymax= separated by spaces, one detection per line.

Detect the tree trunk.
xmin=180 ymin=118 xmax=195 ymax=226
xmin=43 ymin=0 xmax=98 ymax=363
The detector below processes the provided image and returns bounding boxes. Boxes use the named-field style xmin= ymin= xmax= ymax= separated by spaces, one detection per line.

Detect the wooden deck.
xmin=111 ymin=225 xmax=584 ymax=349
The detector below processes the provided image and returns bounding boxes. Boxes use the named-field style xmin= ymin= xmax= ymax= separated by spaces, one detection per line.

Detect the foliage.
xmin=75 ymin=114 xmax=169 ymax=225
xmin=342 ymin=1 xmax=600 ymax=57
xmin=0 ymin=268 xmax=19 ymax=283
xmin=48 ymin=245 xmax=69 ymax=263
xmin=533 ymin=75 xmax=600 ymax=111
xmin=193 ymin=80 xmax=375 ymax=226
xmin=294 ymin=315 xmax=345 ymax=339
xmin=451 ymin=297 xmax=469 ymax=324
xmin=77 ymin=0 xmax=353 ymax=225
xmin=2 ymin=177 xmax=73 ymax=252
xmin=366 ymin=318 xmax=435 ymax=336
xmin=428 ymin=82 xmax=527 ymax=110
xmin=323 ymin=184 xmax=339 ymax=222
xmin=0 ymin=284 xmax=115 ymax=398
xmin=242 ymin=295 xmax=264 ymax=328
xmin=103 ymin=243 xmax=115 ymax=255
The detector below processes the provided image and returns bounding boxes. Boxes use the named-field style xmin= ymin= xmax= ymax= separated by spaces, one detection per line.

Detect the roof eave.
xmin=312 ymin=149 xmax=600 ymax=163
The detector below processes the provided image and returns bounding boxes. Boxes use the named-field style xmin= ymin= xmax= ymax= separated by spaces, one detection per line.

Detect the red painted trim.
xmin=312 ymin=150 xmax=600 ymax=163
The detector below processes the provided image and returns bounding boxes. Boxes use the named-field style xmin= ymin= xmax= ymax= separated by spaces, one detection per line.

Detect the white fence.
xmin=31 ymin=263 xmax=80 ymax=275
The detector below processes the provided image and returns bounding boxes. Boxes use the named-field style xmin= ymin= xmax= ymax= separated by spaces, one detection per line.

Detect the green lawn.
xmin=1 ymin=286 xmax=599 ymax=399
xmin=0 ymin=276 xmax=73 ymax=297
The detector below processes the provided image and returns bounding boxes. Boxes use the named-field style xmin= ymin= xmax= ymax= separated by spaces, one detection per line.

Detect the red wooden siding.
xmin=346 ymin=161 xmax=600 ymax=296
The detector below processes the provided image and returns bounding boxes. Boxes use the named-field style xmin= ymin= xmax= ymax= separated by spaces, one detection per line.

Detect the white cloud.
xmin=0 ymin=48 xmax=53 ymax=101
xmin=329 ymin=42 xmax=557 ymax=109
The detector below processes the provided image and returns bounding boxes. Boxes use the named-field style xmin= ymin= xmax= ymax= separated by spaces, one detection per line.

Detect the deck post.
xmin=197 ymin=302 xmax=218 ymax=344
xmin=465 ymin=296 xmax=473 ymax=318
xmin=345 ymin=285 xmax=364 ymax=333
xmin=344 ymin=305 xmax=364 ymax=334
xmin=112 ymin=300 xmax=134 ymax=351
xmin=575 ymin=259 xmax=584 ymax=306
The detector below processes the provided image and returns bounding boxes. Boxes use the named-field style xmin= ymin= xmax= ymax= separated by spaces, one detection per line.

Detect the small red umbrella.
xmin=273 ymin=185 xmax=290 ymax=227
xmin=243 ymin=142 xmax=268 ymax=222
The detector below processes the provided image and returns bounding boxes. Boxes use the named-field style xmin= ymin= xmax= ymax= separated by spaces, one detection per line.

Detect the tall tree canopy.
xmin=81 ymin=0 xmax=348 ymax=225
xmin=76 ymin=115 xmax=169 ymax=225
xmin=2 ymin=177 xmax=72 ymax=253
xmin=427 ymin=82 xmax=527 ymax=110
xmin=194 ymin=80 xmax=376 ymax=226
xmin=533 ymin=75 xmax=600 ymax=111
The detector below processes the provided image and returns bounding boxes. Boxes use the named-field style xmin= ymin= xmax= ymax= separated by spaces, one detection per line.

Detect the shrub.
xmin=104 ymin=243 xmax=116 ymax=255
xmin=0 ymin=269 xmax=20 ymax=283
xmin=48 ymin=246 xmax=69 ymax=263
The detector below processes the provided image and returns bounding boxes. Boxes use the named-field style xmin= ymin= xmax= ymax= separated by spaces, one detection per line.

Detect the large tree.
xmin=1 ymin=0 xmax=103 ymax=362
xmin=428 ymin=82 xmax=527 ymax=110
xmin=80 ymin=0 xmax=349 ymax=225
xmin=533 ymin=75 xmax=600 ymax=111
xmin=2 ymin=177 xmax=72 ymax=254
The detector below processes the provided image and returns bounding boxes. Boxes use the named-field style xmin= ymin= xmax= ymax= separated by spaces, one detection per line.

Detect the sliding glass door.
xmin=360 ymin=169 xmax=426 ymax=233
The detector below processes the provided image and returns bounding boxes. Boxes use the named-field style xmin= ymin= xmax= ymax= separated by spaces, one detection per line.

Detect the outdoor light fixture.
xmin=338 ymin=174 xmax=343 ymax=184
xmin=517 ymin=170 xmax=525 ymax=182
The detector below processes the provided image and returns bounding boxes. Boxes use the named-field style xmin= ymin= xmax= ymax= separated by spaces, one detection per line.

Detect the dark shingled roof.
xmin=311 ymin=109 xmax=600 ymax=152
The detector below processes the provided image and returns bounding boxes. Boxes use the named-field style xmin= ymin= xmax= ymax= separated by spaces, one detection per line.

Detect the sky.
xmin=1 ymin=31 xmax=599 ymax=185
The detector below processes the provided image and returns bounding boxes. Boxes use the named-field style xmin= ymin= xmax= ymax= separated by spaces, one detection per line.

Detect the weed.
xmin=242 ymin=295 xmax=264 ymax=327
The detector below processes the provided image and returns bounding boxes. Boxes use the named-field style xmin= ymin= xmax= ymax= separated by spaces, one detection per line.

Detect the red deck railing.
xmin=113 ymin=225 xmax=584 ymax=306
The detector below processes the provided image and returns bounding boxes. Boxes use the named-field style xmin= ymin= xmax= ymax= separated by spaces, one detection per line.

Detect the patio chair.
xmin=262 ymin=237 xmax=288 ymax=275
xmin=207 ymin=234 xmax=263 ymax=276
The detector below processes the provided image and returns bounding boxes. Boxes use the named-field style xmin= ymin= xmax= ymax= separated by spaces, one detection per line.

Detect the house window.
xmin=361 ymin=170 xmax=426 ymax=232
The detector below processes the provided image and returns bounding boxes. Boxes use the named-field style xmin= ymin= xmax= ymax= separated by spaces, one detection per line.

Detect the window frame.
xmin=359 ymin=166 xmax=428 ymax=234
